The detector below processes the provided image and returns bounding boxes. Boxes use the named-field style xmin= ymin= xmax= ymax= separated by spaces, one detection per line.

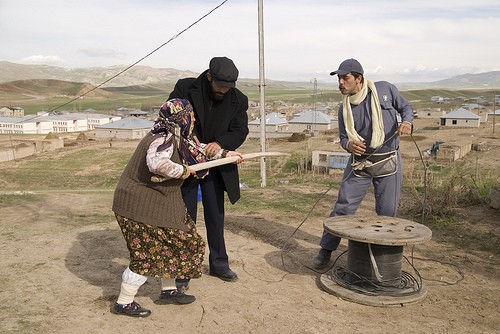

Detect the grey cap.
xmin=330 ymin=58 xmax=364 ymax=76
xmin=209 ymin=56 xmax=239 ymax=87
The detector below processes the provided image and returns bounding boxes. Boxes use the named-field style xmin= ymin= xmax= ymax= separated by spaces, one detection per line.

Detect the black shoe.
xmin=210 ymin=269 xmax=238 ymax=282
xmin=313 ymin=249 xmax=332 ymax=269
xmin=155 ymin=289 xmax=196 ymax=305
xmin=113 ymin=301 xmax=151 ymax=317
xmin=176 ymin=279 xmax=190 ymax=292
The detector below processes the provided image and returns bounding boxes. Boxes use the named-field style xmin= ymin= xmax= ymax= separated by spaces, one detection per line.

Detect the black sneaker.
xmin=113 ymin=301 xmax=151 ymax=317
xmin=155 ymin=289 xmax=196 ymax=305
xmin=313 ymin=249 xmax=332 ymax=269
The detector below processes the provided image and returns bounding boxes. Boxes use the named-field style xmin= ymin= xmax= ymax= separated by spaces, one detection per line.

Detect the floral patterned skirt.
xmin=116 ymin=212 xmax=205 ymax=279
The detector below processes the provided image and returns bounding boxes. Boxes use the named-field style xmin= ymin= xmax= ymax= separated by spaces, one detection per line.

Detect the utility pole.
xmin=258 ymin=0 xmax=267 ymax=187
xmin=312 ymin=78 xmax=317 ymax=135
xmin=493 ymin=91 xmax=496 ymax=135
xmin=312 ymin=78 xmax=318 ymax=111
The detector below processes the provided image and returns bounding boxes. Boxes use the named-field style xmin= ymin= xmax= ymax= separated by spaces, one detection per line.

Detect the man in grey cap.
xmin=313 ymin=58 xmax=414 ymax=269
xmin=169 ymin=57 xmax=249 ymax=282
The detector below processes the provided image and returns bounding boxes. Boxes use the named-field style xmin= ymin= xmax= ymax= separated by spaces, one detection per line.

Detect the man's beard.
xmin=210 ymin=89 xmax=227 ymax=102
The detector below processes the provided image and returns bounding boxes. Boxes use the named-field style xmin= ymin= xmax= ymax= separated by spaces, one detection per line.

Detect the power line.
xmin=42 ymin=0 xmax=229 ymax=114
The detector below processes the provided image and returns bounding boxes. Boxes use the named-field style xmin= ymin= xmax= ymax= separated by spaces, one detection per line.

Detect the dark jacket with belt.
xmin=112 ymin=132 xmax=188 ymax=231
xmin=168 ymin=70 xmax=249 ymax=204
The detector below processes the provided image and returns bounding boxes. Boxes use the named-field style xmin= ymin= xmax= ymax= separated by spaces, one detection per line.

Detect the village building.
xmin=417 ymin=108 xmax=444 ymax=119
xmin=430 ymin=96 xmax=446 ymax=103
xmin=311 ymin=150 xmax=350 ymax=173
xmin=0 ymin=112 xmax=120 ymax=134
xmin=248 ymin=112 xmax=289 ymax=138
xmin=128 ymin=109 xmax=150 ymax=118
xmin=487 ymin=109 xmax=500 ymax=119
xmin=0 ymin=106 xmax=24 ymax=117
xmin=440 ymin=108 xmax=480 ymax=127
xmin=288 ymin=110 xmax=333 ymax=133
xmin=461 ymin=103 xmax=486 ymax=112
xmin=94 ymin=117 xmax=153 ymax=140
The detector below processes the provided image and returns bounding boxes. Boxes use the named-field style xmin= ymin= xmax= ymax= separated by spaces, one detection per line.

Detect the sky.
xmin=1 ymin=0 xmax=499 ymax=84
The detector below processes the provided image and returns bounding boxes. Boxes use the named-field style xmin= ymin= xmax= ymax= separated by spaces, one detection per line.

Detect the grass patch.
xmin=0 ymin=193 xmax=45 ymax=207
xmin=1 ymin=136 xmax=497 ymax=257
xmin=0 ymin=146 xmax=132 ymax=190
xmin=400 ymin=163 xmax=499 ymax=255
xmin=425 ymin=216 xmax=500 ymax=255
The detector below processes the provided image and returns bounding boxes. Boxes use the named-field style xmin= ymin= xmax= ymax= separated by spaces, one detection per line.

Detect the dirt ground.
xmin=1 ymin=118 xmax=499 ymax=333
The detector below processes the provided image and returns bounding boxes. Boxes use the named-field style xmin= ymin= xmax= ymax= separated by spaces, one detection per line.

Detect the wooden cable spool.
xmin=319 ymin=215 xmax=432 ymax=307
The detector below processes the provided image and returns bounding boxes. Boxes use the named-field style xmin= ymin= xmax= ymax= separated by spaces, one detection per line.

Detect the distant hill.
xmin=0 ymin=61 xmax=198 ymax=87
xmin=1 ymin=61 xmax=500 ymax=93
xmin=388 ymin=72 xmax=500 ymax=90
xmin=0 ymin=79 xmax=113 ymax=99
xmin=428 ymin=71 xmax=500 ymax=89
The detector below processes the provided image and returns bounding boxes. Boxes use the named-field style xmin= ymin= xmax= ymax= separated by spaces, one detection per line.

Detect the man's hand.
xmin=226 ymin=151 xmax=244 ymax=164
xmin=397 ymin=121 xmax=412 ymax=136
xmin=347 ymin=140 xmax=366 ymax=156
xmin=205 ymin=142 xmax=222 ymax=158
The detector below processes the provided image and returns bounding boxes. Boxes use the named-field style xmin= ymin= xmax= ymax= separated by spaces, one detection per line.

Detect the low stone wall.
xmin=435 ymin=141 xmax=472 ymax=164
xmin=0 ymin=138 xmax=64 ymax=162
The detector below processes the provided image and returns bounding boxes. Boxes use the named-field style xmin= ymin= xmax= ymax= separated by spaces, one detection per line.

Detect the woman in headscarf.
xmin=112 ymin=98 xmax=242 ymax=317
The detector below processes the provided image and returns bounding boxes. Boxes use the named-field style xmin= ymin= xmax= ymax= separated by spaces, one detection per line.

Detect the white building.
xmin=0 ymin=112 xmax=121 ymax=134
xmin=0 ymin=116 xmax=53 ymax=134
xmin=94 ymin=117 xmax=153 ymax=140
xmin=440 ymin=108 xmax=480 ymax=127
xmin=487 ymin=109 xmax=500 ymax=118
xmin=288 ymin=110 xmax=333 ymax=133
xmin=248 ymin=112 xmax=288 ymax=137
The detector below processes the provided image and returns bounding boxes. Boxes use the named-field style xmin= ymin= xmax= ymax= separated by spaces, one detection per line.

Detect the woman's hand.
xmin=226 ymin=151 xmax=244 ymax=164
xmin=181 ymin=165 xmax=196 ymax=179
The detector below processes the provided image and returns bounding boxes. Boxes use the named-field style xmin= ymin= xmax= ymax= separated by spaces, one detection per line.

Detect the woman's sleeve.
xmin=146 ymin=135 xmax=184 ymax=179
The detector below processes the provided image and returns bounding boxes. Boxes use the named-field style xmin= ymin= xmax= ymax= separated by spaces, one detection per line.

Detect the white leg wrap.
xmin=122 ymin=267 xmax=147 ymax=286
xmin=117 ymin=282 xmax=140 ymax=305
xmin=161 ymin=278 xmax=177 ymax=291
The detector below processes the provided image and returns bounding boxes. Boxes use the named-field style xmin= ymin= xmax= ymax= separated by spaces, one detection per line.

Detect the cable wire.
xmin=21 ymin=0 xmax=229 ymax=117
xmin=280 ymin=131 xmax=398 ymax=273
xmin=280 ymin=128 xmax=464 ymax=288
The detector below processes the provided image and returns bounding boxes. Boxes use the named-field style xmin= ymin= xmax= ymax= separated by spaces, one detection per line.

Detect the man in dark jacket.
xmin=168 ymin=56 xmax=249 ymax=281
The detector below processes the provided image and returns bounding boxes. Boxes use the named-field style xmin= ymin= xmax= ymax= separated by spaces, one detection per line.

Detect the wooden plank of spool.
xmin=323 ymin=215 xmax=432 ymax=246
